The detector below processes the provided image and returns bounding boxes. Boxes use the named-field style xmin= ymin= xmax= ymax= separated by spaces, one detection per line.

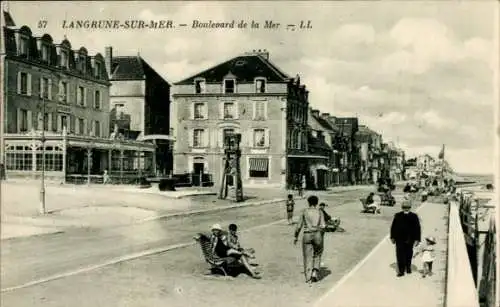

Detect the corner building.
xmin=172 ymin=50 xmax=310 ymax=188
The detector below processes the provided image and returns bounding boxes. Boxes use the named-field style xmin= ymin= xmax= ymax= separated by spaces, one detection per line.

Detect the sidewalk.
xmin=315 ymin=201 xmax=449 ymax=307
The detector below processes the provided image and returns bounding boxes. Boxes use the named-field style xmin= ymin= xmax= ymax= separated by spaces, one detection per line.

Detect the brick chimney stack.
xmin=105 ymin=46 xmax=113 ymax=76
xmin=311 ymin=109 xmax=320 ymax=118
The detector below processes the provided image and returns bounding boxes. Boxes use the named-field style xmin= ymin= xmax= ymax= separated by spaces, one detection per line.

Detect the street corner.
xmin=1 ymin=222 xmax=63 ymax=241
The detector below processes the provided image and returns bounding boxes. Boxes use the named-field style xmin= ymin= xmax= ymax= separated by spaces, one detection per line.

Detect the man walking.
xmin=294 ymin=195 xmax=326 ymax=283
xmin=390 ymin=200 xmax=421 ymax=277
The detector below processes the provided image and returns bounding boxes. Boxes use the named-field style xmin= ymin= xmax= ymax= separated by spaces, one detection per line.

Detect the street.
xmin=1 ymin=186 xmax=405 ymax=307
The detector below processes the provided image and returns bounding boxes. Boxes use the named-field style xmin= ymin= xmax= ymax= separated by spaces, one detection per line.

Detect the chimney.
xmin=328 ymin=115 xmax=336 ymax=124
xmin=311 ymin=109 xmax=320 ymax=118
xmin=244 ymin=49 xmax=269 ymax=60
xmin=105 ymin=46 xmax=113 ymax=75
xmin=321 ymin=113 xmax=330 ymax=120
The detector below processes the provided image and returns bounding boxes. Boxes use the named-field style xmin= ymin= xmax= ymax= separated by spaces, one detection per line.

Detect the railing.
xmin=478 ymin=214 xmax=497 ymax=307
xmin=446 ymin=201 xmax=480 ymax=307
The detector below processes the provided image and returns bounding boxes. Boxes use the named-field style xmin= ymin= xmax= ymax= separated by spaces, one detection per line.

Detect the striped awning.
xmin=249 ymin=158 xmax=268 ymax=172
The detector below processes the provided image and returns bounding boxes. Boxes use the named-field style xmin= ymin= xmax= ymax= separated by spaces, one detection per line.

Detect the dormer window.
xmin=41 ymin=44 xmax=49 ymax=62
xmin=79 ymin=55 xmax=86 ymax=73
xmin=223 ymin=79 xmax=235 ymax=94
xmin=60 ymin=50 xmax=69 ymax=68
xmin=195 ymin=79 xmax=206 ymax=94
xmin=255 ymin=78 xmax=266 ymax=93
xmin=94 ymin=61 xmax=101 ymax=78
xmin=19 ymin=36 xmax=29 ymax=57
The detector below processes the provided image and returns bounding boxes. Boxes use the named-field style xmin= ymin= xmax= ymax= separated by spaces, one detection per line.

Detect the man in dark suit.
xmin=390 ymin=200 xmax=421 ymax=277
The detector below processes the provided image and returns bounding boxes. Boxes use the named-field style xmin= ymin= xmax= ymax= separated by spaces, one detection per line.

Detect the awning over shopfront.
xmin=249 ymin=158 xmax=268 ymax=172
xmin=315 ymin=164 xmax=329 ymax=170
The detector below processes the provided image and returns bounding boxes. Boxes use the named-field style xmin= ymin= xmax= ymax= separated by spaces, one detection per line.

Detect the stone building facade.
xmin=1 ymin=12 xmax=154 ymax=182
xmin=172 ymin=50 xmax=310 ymax=188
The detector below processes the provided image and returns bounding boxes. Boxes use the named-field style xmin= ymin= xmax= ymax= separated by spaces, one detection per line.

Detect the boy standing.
xmin=286 ymin=194 xmax=295 ymax=224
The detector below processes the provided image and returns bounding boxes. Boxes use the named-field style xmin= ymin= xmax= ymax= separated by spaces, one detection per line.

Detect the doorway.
xmin=193 ymin=162 xmax=204 ymax=186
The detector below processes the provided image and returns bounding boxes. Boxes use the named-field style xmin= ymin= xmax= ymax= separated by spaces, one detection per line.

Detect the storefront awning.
xmin=249 ymin=158 xmax=268 ymax=172
xmin=316 ymin=164 xmax=329 ymax=170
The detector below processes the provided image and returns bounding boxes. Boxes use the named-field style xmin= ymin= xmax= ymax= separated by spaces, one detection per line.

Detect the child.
xmin=286 ymin=194 xmax=295 ymax=224
xmin=414 ymin=236 xmax=436 ymax=278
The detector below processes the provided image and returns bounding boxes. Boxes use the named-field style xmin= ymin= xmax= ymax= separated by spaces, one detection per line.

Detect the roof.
xmin=175 ymin=54 xmax=290 ymax=85
xmin=310 ymin=113 xmax=335 ymax=132
xmin=3 ymin=10 xmax=16 ymax=27
xmin=109 ymin=56 xmax=145 ymax=80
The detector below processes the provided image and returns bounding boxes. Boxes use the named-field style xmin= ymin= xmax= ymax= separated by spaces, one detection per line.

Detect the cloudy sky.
xmin=5 ymin=1 xmax=498 ymax=174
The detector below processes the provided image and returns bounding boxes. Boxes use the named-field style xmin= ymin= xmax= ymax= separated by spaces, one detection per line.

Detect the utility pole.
xmin=39 ymin=97 xmax=46 ymax=214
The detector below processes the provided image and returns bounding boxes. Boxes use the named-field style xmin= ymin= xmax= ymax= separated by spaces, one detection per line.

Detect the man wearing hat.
xmin=390 ymin=199 xmax=421 ymax=277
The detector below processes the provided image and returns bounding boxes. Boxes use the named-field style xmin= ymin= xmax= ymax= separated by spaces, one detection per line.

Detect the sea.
xmin=456 ymin=173 xmax=495 ymax=185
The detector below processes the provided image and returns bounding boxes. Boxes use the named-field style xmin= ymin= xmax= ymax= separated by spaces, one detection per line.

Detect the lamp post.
xmin=86 ymin=107 xmax=93 ymax=185
xmin=39 ymin=97 xmax=47 ymax=214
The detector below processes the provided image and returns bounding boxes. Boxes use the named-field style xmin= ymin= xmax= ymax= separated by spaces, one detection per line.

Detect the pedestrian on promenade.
xmin=286 ymin=194 xmax=295 ymax=224
xmin=413 ymin=236 xmax=436 ymax=278
xmin=294 ymin=195 xmax=326 ymax=283
xmin=390 ymin=200 xmax=421 ymax=277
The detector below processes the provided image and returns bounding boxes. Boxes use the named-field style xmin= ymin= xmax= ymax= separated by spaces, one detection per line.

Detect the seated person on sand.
xmin=365 ymin=192 xmax=381 ymax=213
xmin=227 ymin=223 xmax=256 ymax=259
xmin=319 ymin=203 xmax=342 ymax=231
xmin=208 ymin=223 xmax=261 ymax=279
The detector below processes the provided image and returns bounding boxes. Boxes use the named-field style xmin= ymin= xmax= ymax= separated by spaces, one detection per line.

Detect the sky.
xmin=4 ymin=1 xmax=498 ymax=174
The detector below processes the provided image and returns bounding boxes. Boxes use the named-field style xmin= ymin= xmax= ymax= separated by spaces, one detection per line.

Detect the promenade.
xmin=315 ymin=201 xmax=449 ymax=307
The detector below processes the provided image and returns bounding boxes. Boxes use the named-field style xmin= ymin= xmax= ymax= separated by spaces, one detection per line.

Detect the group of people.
xmin=198 ymin=185 xmax=439 ymax=283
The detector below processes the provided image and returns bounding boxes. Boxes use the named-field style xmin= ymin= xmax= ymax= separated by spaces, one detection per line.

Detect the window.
xmin=254 ymin=101 xmax=266 ymax=120
xmin=94 ymin=61 xmax=101 ymax=78
xmin=94 ymin=90 xmax=101 ymax=109
xmin=195 ymin=79 xmax=205 ymax=94
xmin=35 ymin=151 xmax=63 ymax=171
xmin=79 ymin=56 xmax=86 ymax=73
xmin=60 ymin=51 xmax=69 ymax=68
xmin=19 ymin=72 xmax=28 ymax=95
xmin=255 ymin=79 xmax=266 ymax=93
xmin=40 ymin=77 xmax=49 ymax=99
xmin=59 ymin=81 xmax=68 ymax=102
xmin=41 ymin=44 xmax=49 ymax=62
xmin=60 ymin=115 xmax=68 ymax=131
xmin=224 ymin=79 xmax=235 ymax=93
xmin=223 ymin=102 xmax=235 ymax=119
xmin=5 ymin=147 xmax=32 ymax=171
xmin=94 ymin=121 xmax=101 ymax=137
xmin=78 ymin=118 xmax=84 ymax=134
xmin=19 ymin=109 xmax=28 ymax=132
xmin=78 ymin=86 xmax=85 ymax=106
xmin=43 ymin=113 xmax=49 ymax=131
xmin=249 ymin=158 xmax=269 ymax=178
xmin=193 ymin=129 xmax=205 ymax=148
xmin=194 ymin=103 xmax=205 ymax=119
xmin=223 ymin=128 xmax=234 ymax=146
xmin=253 ymin=129 xmax=266 ymax=147
xmin=19 ymin=36 xmax=28 ymax=56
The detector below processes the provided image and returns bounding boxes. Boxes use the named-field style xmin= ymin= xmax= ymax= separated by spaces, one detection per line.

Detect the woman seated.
xmin=209 ymin=223 xmax=261 ymax=279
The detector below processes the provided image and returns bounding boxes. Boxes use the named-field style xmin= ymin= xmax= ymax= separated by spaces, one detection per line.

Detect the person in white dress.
xmin=414 ymin=236 xmax=436 ymax=278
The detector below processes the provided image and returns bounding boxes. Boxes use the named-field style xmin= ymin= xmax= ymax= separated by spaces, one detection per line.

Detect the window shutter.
xmin=27 ymin=74 xmax=32 ymax=96
xmin=83 ymin=119 xmax=88 ymax=135
xmin=39 ymin=78 xmax=43 ymax=98
xmin=188 ymin=129 xmax=193 ymax=147
xmin=84 ymin=88 xmax=87 ymax=106
xmin=203 ymin=129 xmax=209 ymax=147
xmin=17 ymin=72 xmax=21 ymax=94
xmin=203 ymin=103 xmax=208 ymax=119
xmin=75 ymin=118 xmax=80 ymax=134
xmin=56 ymin=115 xmax=62 ymax=132
xmin=77 ymin=86 xmax=81 ymax=105
xmin=48 ymin=79 xmax=52 ymax=100
xmin=252 ymin=101 xmax=257 ymax=120
xmin=218 ymin=129 xmax=223 ymax=148
xmin=190 ymin=102 xmax=194 ymax=119
xmin=264 ymin=101 xmax=268 ymax=120
xmin=27 ymin=110 xmax=33 ymax=131
xmin=265 ymin=128 xmax=270 ymax=147
xmin=234 ymin=102 xmax=239 ymax=119
xmin=219 ymin=102 xmax=224 ymax=119
xmin=99 ymin=90 xmax=103 ymax=109
xmin=16 ymin=108 xmax=21 ymax=132
xmin=70 ymin=116 xmax=75 ymax=133
xmin=37 ymin=112 xmax=43 ymax=130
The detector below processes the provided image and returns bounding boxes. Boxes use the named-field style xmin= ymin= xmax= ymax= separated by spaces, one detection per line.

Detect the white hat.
xmin=211 ymin=223 xmax=222 ymax=231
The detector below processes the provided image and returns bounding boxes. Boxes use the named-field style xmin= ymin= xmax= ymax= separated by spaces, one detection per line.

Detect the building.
xmin=172 ymin=50 xmax=312 ymax=188
xmin=306 ymin=108 xmax=333 ymax=189
xmin=105 ymin=46 xmax=174 ymax=176
xmin=1 ymin=11 xmax=154 ymax=182
xmin=328 ymin=117 xmax=359 ymax=185
xmin=355 ymin=125 xmax=377 ymax=184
